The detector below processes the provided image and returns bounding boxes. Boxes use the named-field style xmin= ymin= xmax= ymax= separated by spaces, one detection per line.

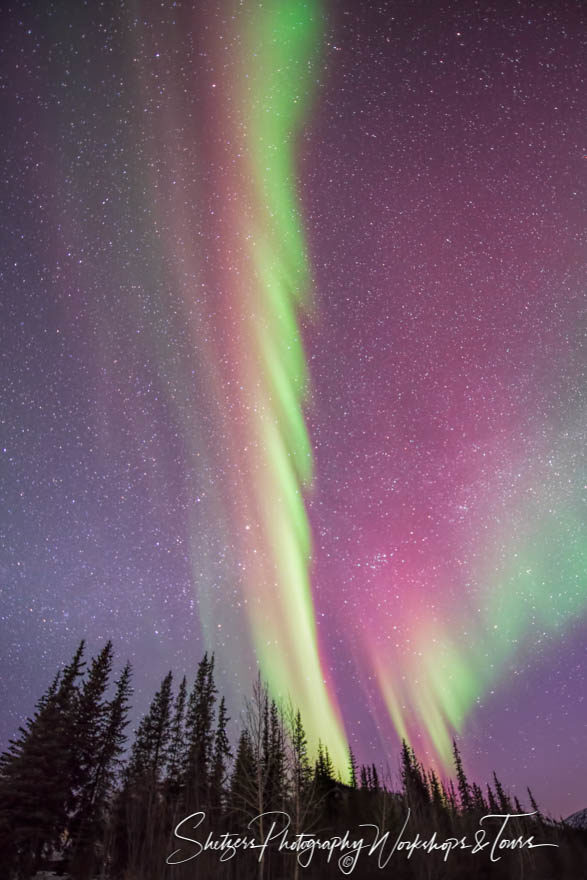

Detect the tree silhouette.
xmin=209 ymin=696 xmax=232 ymax=816
xmin=0 ymin=641 xmax=85 ymax=879
xmin=0 ymin=642 xmax=579 ymax=879
xmin=453 ymin=739 xmax=472 ymax=812
xmin=348 ymin=746 xmax=358 ymax=789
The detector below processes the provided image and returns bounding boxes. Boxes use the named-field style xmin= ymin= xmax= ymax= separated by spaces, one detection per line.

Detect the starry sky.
xmin=1 ymin=0 xmax=585 ymax=817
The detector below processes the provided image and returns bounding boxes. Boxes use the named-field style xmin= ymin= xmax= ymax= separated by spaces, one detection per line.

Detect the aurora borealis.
xmin=206 ymin=0 xmax=348 ymax=768
xmin=1 ymin=0 xmax=585 ymax=818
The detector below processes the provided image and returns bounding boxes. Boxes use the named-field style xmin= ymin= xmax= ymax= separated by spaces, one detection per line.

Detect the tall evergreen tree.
xmin=99 ymin=662 xmax=132 ymax=789
xmin=348 ymin=746 xmax=358 ymax=789
xmin=453 ymin=739 xmax=472 ymax=812
xmin=486 ymin=783 xmax=500 ymax=814
xmin=184 ymin=654 xmax=217 ymax=808
xmin=3 ymin=641 xmax=579 ymax=880
xmin=165 ymin=675 xmax=187 ymax=803
xmin=446 ymin=778 xmax=458 ymax=813
xmin=371 ymin=763 xmax=380 ymax=792
xmin=527 ymin=787 xmax=544 ymax=824
xmin=471 ymin=782 xmax=487 ymax=814
xmin=289 ymin=708 xmax=311 ymax=795
xmin=127 ymin=671 xmax=173 ymax=786
xmin=264 ymin=700 xmax=286 ymax=812
xmin=210 ymin=696 xmax=232 ymax=815
xmin=428 ymin=769 xmax=445 ymax=812
xmin=400 ymin=740 xmax=429 ymax=813
xmin=69 ymin=659 xmax=132 ymax=880
xmin=230 ymin=729 xmax=257 ymax=818
xmin=111 ymin=671 xmax=172 ymax=880
xmin=492 ymin=771 xmax=511 ymax=813
xmin=360 ymin=765 xmax=369 ymax=790
xmin=67 ymin=642 xmax=114 ymax=877
xmin=0 ymin=641 xmax=85 ymax=879
xmin=315 ymin=740 xmax=335 ymax=787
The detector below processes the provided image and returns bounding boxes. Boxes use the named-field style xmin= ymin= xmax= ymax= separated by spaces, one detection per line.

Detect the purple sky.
xmin=0 ymin=0 xmax=585 ymax=817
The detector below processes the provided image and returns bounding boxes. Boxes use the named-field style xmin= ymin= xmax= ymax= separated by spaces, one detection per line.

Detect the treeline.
xmin=0 ymin=642 xmax=585 ymax=879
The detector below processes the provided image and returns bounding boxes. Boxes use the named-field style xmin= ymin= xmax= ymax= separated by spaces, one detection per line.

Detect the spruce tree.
xmin=453 ymin=739 xmax=472 ymax=812
xmin=67 ymin=642 xmax=114 ymax=877
xmin=128 ymin=671 xmax=173 ymax=786
xmin=70 ymin=659 xmax=132 ymax=879
xmin=165 ymin=675 xmax=187 ymax=804
xmin=360 ymin=765 xmax=368 ymax=790
xmin=446 ymin=778 xmax=458 ymax=813
xmin=230 ymin=729 xmax=257 ymax=817
xmin=400 ymin=741 xmax=429 ymax=813
xmin=264 ymin=700 xmax=286 ymax=811
xmin=348 ymin=746 xmax=358 ymax=789
xmin=315 ymin=741 xmax=334 ymax=786
xmin=471 ymin=781 xmax=487 ymax=813
xmin=0 ymin=641 xmax=85 ymax=878
xmin=99 ymin=661 xmax=132 ymax=792
xmin=323 ymin=745 xmax=335 ymax=781
xmin=210 ymin=696 xmax=232 ymax=815
xmin=289 ymin=709 xmax=311 ymax=796
xmin=184 ymin=654 xmax=217 ymax=808
xmin=371 ymin=763 xmax=380 ymax=792
xmin=486 ymin=783 xmax=500 ymax=813
xmin=94 ymin=663 xmax=132 ymax=879
xmin=428 ymin=769 xmax=445 ymax=812
xmin=527 ymin=787 xmax=544 ymax=824
xmin=111 ymin=671 xmax=172 ymax=880
xmin=492 ymin=771 xmax=511 ymax=813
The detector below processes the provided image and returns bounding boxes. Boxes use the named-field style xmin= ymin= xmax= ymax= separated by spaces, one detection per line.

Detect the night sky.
xmin=1 ymin=0 xmax=585 ymax=818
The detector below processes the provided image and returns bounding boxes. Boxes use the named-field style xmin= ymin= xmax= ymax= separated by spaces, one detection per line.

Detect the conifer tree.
xmin=230 ymin=729 xmax=257 ymax=817
xmin=127 ymin=671 xmax=173 ymax=786
xmin=315 ymin=740 xmax=335 ymax=787
xmin=184 ymin=654 xmax=217 ymax=807
xmin=165 ymin=675 xmax=187 ymax=803
xmin=210 ymin=696 xmax=232 ymax=815
xmin=360 ymin=765 xmax=368 ymax=789
xmin=264 ymin=700 xmax=286 ymax=811
xmin=492 ymin=771 xmax=511 ymax=813
xmin=400 ymin=740 xmax=429 ymax=813
xmin=471 ymin=781 xmax=487 ymax=813
xmin=0 ymin=641 xmax=85 ymax=878
xmin=428 ymin=769 xmax=445 ymax=812
xmin=348 ymin=746 xmax=358 ymax=789
xmin=100 ymin=662 xmax=132 ymax=788
xmin=111 ymin=671 xmax=172 ymax=879
xmin=446 ymin=778 xmax=458 ymax=813
xmin=371 ymin=763 xmax=380 ymax=792
xmin=289 ymin=708 xmax=311 ymax=795
xmin=527 ymin=787 xmax=544 ymax=824
xmin=486 ymin=783 xmax=500 ymax=814
xmin=69 ymin=659 xmax=132 ymax=880
xmin=3 ymin=641 xmax=579 ymax=880
xmin=71 ymin=643 xmax=113 ymax=796
xmin=453 ymin=739 xmax=472 ymax=812
xmin=67 ymin=642 xmax=113 ymax=876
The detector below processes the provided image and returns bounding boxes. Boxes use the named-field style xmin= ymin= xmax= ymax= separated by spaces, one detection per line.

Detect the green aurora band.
xmin=373 ymin=428 xmax=587 ymax=767
xmin=213 ymin=0 xmax=349 ymax=772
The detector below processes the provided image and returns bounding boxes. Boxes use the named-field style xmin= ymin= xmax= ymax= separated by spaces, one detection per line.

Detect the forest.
xmin=0 ymin=641 xmax=585 ymax=879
